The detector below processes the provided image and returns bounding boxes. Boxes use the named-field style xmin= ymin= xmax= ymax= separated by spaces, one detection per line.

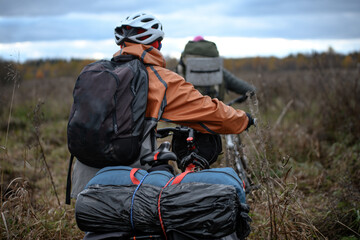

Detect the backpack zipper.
xmin=113 ymin=92 xmax=118 ymax=134
xmin=108 ymin=71 xmax=120 ymax=135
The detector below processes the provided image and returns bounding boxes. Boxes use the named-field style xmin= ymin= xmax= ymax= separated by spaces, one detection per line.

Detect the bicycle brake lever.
xmin=253 ymin=118 xmax=257 ymax=127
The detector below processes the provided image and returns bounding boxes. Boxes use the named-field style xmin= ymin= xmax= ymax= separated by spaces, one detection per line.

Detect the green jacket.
xmin=181 ymin=40 xmax=219 ymax=58
xmin=179 ymin=40 xmax=255 ymax=101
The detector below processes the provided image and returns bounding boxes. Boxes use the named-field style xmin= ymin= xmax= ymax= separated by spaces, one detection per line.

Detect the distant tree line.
xmin=0 ymin=58 xmax=93 ymax=84
xmin=224 ymin=49 xmax=359 ymax=74
xmin=0 ymin=49 xmax=359 ymax=83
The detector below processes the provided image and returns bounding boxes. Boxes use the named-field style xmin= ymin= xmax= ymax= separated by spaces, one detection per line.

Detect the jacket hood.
xmin=113 ymin=42 xmax=166 ymax=68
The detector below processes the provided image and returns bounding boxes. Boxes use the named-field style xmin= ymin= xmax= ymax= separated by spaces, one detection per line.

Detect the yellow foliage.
xmin=342 ymin=55 xmax=354 ymax=69
xmin=35 ymin=68 xmax=44 ymax=79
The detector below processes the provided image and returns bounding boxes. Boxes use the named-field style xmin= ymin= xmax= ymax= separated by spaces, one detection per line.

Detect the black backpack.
xmin=67 ymin=55 xmax=149 ymax=168
xmin=66 ymin=55 xmax=149 ymax=204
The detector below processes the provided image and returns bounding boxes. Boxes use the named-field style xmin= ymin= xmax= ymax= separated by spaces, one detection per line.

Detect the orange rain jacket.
xmin=114 ymin=42 xmax=249 ymax=134
xmin=70 ymin=42 xmax=251 ymax=199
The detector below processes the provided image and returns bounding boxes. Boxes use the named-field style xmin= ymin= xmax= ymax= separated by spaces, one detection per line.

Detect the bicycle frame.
xmin=222 ymin=94 xmax=254 ymax=194
xmin=224 ymin=134 xmax=251 ymax=193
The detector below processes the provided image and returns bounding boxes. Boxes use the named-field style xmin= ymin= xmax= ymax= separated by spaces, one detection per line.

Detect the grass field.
xmin=0 ymin=55 xmax=359 ymax=239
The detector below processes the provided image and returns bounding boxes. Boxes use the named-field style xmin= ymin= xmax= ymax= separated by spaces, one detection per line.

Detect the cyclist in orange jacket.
xmin=70 ymin=12 xmax=255 ymax=198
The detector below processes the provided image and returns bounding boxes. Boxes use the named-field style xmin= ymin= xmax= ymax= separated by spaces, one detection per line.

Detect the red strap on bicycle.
xmin=130 ymin=168 xmax=140 ymax=185
xmin=185 ymin=163 xmax=196 ymax=172
xmin=154 ymin=151 xmax=159 ymax=161
xmin=158 ymin=177 xmax=174 ymax=239
xmin=171 ymin=170 xmax=192 ymax=185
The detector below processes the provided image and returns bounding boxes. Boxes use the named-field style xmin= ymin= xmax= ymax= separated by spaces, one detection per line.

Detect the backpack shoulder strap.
xmin=111 ymin=54 xmax=138 ymax=62
xmin=65 ymin=155 xmax=74 ymax=205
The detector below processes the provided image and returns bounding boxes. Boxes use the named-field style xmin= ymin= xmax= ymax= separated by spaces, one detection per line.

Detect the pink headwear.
xmin=193 ymin=35 xmax=205 ymax=42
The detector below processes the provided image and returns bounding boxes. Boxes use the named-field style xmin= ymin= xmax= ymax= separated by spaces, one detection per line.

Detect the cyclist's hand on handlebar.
xmin=245 ymin=112 xmax=255 ymax=130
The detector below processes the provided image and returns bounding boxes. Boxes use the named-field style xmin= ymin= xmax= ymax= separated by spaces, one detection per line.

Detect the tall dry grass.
xmin=0 ymin=53 xmax=359 ymax=239
xmin=1 ymin=62 xmax=83 ymax=239
xmin=236 ymin=94 xmax=323 ymax=239
xmin=237 ymin=52 xmax=360 ymax=239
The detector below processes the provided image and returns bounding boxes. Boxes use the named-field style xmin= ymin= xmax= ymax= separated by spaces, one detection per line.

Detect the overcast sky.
xmin=1 ymin=0 xmax=360 ymax=62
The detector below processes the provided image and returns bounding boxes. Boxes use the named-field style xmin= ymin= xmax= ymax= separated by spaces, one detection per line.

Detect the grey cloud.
xmin=2 ymin=0 xmax=360 ymax=17
xmin=227 ymin=0 xmax=360 ymax=16
xmin=0 ymin=16 xmax=112 ymax=42
xmin=164 ymin=11 xmax=360 ymax=39
xmin=1 ymin=0 xmax=359 ymax=43
xmin=0 ymin=0 xmax=197 ymax=17
xmin=1 ymin=12 xmax=359 ymax=43
xmin=0 ymin=0 xmax=150 ymax=16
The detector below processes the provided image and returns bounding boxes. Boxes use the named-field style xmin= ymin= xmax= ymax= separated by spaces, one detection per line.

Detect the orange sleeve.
xmin=156 ymin=68 xmax=249 ymax=134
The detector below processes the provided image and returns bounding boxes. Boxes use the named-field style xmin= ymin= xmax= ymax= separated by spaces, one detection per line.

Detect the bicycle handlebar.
xmin=226 ymin=94 xmax=257 ymax=128
xmin=226 ymin=95 xmax=248 ymax=106
xmin=156 ymin=126 xmax=190 ymax=139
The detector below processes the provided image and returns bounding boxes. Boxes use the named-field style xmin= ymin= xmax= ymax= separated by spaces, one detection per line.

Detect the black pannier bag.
xmin=75 ymin=183 xmax=251 ymax=239
xmin=171 ymin=129 xmax=222 ymax=170
xmin=67 ymin=55 xmax=149 ymax=168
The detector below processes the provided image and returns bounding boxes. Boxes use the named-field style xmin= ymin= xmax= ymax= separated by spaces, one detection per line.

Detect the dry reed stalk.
xmin=1 ymin=212 xmax=9 ymax=240
xmin=335 ymin=221 xmax=360 ymax=238
xmin=0 ymin=169 xmax=10 ymax=240
xmin=4 ymin=63 xmax=20 ymax=152
xmin=274 ymin=99 xmax=294 ymax=129
xmin=31 ymin=102 xmax=61 ymax=206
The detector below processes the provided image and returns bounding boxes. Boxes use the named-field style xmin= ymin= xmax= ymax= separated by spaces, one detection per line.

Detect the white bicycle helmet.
xmin=114 ymin=13 xmax=164 ymax=45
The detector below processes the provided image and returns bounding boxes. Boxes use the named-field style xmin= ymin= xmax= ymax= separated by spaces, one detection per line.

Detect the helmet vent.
xmin=141 ymin=18 xmax=153 ymax=23
xmin=152 ymin=24 xmax=159 ymax=29
xmin=133 ymin=15 xmax=141 ymax=19
xmin=136 ymin=35 xmax=151 ymax=41
xmin=115 ymin=27 xmax=123 ymax=35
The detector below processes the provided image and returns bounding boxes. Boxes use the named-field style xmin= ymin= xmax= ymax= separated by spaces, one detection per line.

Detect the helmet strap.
xmin=151 ymin=40 xmax=162 ymax=50
xmin=120 ymin=40 xmax=162 ymax=50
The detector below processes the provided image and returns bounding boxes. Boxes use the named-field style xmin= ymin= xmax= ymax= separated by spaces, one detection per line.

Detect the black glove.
xmin=245 ymin=112 xmax=255 ymax=130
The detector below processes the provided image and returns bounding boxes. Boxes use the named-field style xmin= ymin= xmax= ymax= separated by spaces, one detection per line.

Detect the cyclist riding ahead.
xmin=177 ymin=35 xmax=255 ymax=101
